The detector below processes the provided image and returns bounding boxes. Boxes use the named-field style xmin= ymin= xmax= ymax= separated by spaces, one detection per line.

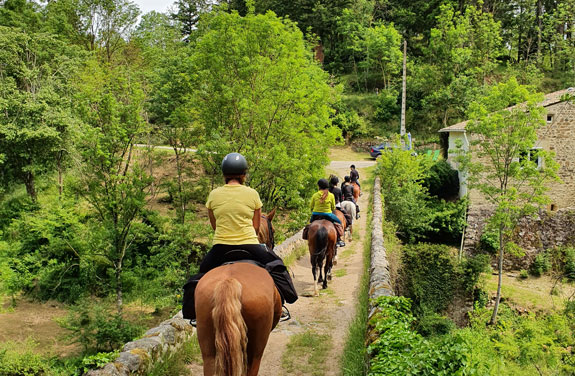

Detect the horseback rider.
xmin=329 ymin=175 xmax=352 ymax=226
xmin=350 ymin=164 xmax=360 ymax=188
xmin=342 ymin=176 xmax=360 ymax=219
xmin=309 ymin=178 xmax=345 ymax=247
xmin=182 ymin=153 xmax=297 ymax=324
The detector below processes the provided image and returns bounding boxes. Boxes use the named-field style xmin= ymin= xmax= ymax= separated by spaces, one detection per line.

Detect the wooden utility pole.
xmin=400 ymin=39 xmax=407 ymax=136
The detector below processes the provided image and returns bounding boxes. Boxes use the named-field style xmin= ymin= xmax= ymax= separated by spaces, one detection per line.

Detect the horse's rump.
xmin=341 ymin=201 xmax=356 ymax=220
xmin=196 ymin=263 xmax=282 ymax=376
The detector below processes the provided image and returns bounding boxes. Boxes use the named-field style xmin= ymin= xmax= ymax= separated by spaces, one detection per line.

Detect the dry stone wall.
xmin=464 ymin=205 xmax=575 ymax=270
xmin=366 ymin=177 xmax=393 ymax=344
xmin=84 ymin=230 xmax=306 ymax=375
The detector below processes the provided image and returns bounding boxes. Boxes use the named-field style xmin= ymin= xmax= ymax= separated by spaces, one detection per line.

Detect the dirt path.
xmin=187 ymin=160 xmax=375 ymax=375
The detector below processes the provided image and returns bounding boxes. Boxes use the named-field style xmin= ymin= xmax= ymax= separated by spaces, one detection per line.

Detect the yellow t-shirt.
xmin=309 ymin=190 xmax=335 ymax=213
xmin=206 ymin=184 xmax=263 ymax=245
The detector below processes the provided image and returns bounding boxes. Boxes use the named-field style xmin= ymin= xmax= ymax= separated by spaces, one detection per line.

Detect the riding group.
xmin=182 ymin=153 xmax=362 ymax=376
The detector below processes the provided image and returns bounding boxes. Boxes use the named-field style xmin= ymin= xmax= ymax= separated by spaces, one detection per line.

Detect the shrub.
xmin=479 ymin=229 xmax=499 ymax=254
xmin=367 ymin=296 xmax=476 ymax=375
xmin=425 ymin=197 xmax=468 ymax=243
xmin=401 ymin=243 xmax=489 ymax=317
xmin=59 ymin=301 xmax=144 ymax=353
xmin=80 ymin=351 xmax=120 ymax=373
xmin=519 ymin=269 xmax=528 ymax=279
xmin=416 ymin=311 xmax=455 ymax=337
xmin=422 ymin=160 xmax=460 ymax=200
xmin=530 ymin=252 xmax=551 ymax=277
xmin=0 ymin=340 xmax=50 ymax=376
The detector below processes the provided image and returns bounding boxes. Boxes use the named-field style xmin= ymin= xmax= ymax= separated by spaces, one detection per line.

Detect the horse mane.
xmin=213 ymin=278 xmax=248 ymax=376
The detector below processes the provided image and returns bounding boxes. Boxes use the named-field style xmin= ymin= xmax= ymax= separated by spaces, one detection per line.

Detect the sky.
xmin=132 ymin=0 xmax=172 ymax=16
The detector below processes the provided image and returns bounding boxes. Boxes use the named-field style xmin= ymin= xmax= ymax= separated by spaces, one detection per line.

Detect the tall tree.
xmin=0 ymin=27 xmax=82 ymax=200
xmin=461 ymin=78 xmax=559 ymax=324
xmin=73 ymin=61 xmax=152 ymax=314
xmin=184 ymin=8 xmax=340 ymax=206
xmin=170 ymin=0 xmax=212 ymax=41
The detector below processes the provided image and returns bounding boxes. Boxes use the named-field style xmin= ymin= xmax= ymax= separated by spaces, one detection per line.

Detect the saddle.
xmin=302 ymin=220 xmax=344 ymax=240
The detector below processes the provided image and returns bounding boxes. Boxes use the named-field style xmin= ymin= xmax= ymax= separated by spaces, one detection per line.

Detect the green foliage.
xmin=367 ymin=296 xmax=477 ymax=375
xmin=456 ymin=305 xmax=575 ymax=375
xmin=0 ymin=27 xmax=83 ymax=199
xmin=519 ymin=269 xmax=529 ymax=279
xmin=59 ymin=301 xmax=144 ymax=353
xmin=80 ymin=351 xmax=120 ymax=373
xmin=422 ymin=160 xmax=459 ymax=200
xmin=0 ymin=340 xmax=50 ymax=376
xmin=401 ymin=243 xmax=489 ymax=318
xmin=479 ymin=229 xmax=499 ymax=254
xmin=377 ymin=138 xmax=433 ymax=242
xmin=426 ymin=198 xmax=467 ymax=243
xmin=530 ymin=252 xmax=551 ymax=277
xmin=361 ymin=23 xmax=402 ymax=90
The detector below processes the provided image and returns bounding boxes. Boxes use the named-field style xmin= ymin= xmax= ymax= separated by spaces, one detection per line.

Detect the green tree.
xmin=72 ymin=60 xmax=152 ymax=314
xmin=362 ymin=23 xmax=402 ymax=90
xmin=377 ymin=137 xmax=434 ymax=241
xmin=461 ymin=78 xmax=559 ymax=324
xmin=0 ymin=27 xmax=82 ymax=200
xmin=186 ymin=9 xmax=340 ymax=206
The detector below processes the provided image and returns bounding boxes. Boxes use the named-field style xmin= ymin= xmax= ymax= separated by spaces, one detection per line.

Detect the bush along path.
xmin=186 ymin=161 xmax=374 ymax=375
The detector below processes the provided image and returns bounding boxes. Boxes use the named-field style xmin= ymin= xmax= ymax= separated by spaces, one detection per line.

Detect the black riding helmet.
xmin=317 ymin=178 xmax=329 ymax=190
xmin=344 ymin=176 xmax=351 ymax=182
xmin=329 ymin=176 xmax=339 ymax=186
xmin=221 ymin=153 xmax=248 ymax=176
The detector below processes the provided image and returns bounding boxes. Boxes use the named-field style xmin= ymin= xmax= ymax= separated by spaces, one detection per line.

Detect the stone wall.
xmin=464 ymin=205 xmax=575 ymax=270
xmin=366 ymin=177 xmax=393 ymax=344
xmin=84 ymin=230 xmax=306 ymax=376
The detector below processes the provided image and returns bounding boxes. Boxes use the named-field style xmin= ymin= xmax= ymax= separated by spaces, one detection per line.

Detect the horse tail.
xmin=213 ymin=278 xmax=248 ymax=376
xmin=314 ymin=225 xmax=329 ymax=261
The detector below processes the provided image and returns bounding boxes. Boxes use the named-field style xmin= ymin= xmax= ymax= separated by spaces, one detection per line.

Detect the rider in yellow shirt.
xmin=309 ymin=178 xmax=345 ymax=247
xmin=183 ymin=153 xmax=297 ymax=324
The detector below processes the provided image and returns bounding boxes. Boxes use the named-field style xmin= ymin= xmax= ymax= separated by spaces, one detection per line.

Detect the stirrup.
xmin=280 ymin=305 xmax=291 ymax=322
xmin=190 ymin=319 xmax=197 ymax=327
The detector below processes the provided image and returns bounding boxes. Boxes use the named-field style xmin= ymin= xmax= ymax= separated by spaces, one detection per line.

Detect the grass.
xmin=328 ymin=146 xmax=373 ymax=162
xmin=339 ymin=172 xmax=374 ymax=376
xmin=334 ymin=269 xmax=347 ymax=278
xmin=149 ymin=336 xmax=202 ymax=376
xmin=483 ymin=273 xmax=575 ymax=313
xmin=281 ymin=330 xmax=332 ymax=376
xmin=283 ymin=244 xmax=308 ymax=268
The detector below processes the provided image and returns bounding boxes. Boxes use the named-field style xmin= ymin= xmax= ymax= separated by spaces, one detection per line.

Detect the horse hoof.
xmin=333 ymin=256 xmax=338 ymax=266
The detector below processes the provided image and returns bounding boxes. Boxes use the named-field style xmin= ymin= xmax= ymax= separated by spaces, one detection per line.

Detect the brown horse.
xmin=195 ymin=263 xmax=282 ymax=376
xmin=195 ymin=209 xmax=281 ymax=375
xmin=257 ymin=208 xmax=276 ymax=251
xmin=352 ymin=181 xmax=360 ymax=201
xmin=307 ymin=220 xmax=337 ymax=296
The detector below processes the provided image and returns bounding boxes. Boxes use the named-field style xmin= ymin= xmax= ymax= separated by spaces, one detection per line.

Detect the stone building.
xmin=438 ymin=88 xmax=575 ymax=266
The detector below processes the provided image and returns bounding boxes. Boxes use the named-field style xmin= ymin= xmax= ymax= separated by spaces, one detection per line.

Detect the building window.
xmin=547 ymin=114 xmax=554 ymax=123
xmin=518 ymin=148 xmax=543 ymax=169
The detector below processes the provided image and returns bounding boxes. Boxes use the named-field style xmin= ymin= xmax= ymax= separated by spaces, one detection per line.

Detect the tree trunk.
xmin=57 ymin=152 xmax=63 ymax=199
xmin=536 ymin=0 xmax=542 ymax=64
xmin=174 ymin=147 xmax=186 ymax=225
xmin=490 ymin=228 xmax=504 ymax=325
xmin=24 ymin=171 xmax=37 ymax=201
xmin=116 ymin=257 xmax=123 ymax=315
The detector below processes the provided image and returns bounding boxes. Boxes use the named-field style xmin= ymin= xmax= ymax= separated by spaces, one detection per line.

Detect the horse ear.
xmin=267 ymin=207 xmax=276 ymax=221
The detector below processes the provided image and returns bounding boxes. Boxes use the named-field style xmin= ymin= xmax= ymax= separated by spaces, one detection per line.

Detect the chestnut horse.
xmin=195 ymin=210 xmax=281 ymax=376
xmin=352 ymin=182 xmax=360 ymax=201
xmin=195 ymin=263 xmax=282 ymax=376
xmin=307 ymin=220 xmax=337 ymax=296
xmin=257 ymin=208 xmax=276 ymax=251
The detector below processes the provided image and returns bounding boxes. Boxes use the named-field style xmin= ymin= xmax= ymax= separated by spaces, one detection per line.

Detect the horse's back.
xmin=196 ymin=263 xmax=280 ymax=322
xmin=341 ymin=201 xmax=356 ymax=217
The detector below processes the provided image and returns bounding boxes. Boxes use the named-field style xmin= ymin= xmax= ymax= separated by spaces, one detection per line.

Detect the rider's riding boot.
xmin=280 ymin=305 xmax=291 ymax=322
xmin=337 ymin=236 xmax=345 ymax=247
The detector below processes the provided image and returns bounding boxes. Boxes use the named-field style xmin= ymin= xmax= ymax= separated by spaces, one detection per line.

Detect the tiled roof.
xmin=438 ymin=87 xmax=575 ymax=133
